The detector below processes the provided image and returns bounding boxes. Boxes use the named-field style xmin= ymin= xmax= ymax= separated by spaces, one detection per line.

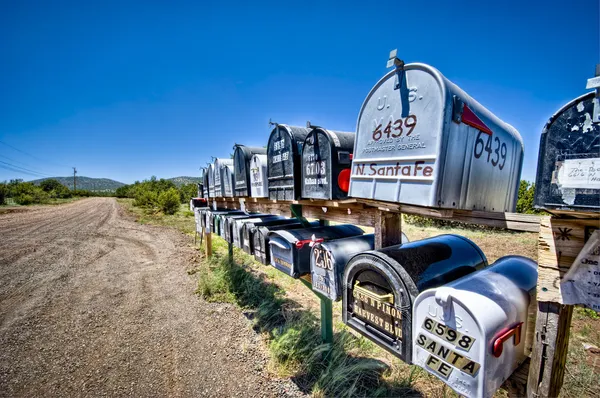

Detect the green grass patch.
xmin=195 ymin=234 xmax=423 ymax=397
xmin=117 ymin=198 xmax=195 ymax=235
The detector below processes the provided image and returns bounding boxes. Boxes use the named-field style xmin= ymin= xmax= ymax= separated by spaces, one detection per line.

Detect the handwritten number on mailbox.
xmin=372 ymin=115 xmax=418 ymax=141
xmin=474 ymin=131 xmax=508 ymax=170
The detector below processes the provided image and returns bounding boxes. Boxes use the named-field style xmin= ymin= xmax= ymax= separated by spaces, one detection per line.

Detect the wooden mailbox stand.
xmin=199 ymin=196 xmax=597 ymax=397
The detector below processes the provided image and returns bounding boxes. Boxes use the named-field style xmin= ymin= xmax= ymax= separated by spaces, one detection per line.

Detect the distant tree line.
xmin=0 ymin=179 xmax=112 ymax=206
xmin=115 ymin=176 xmax=197 ymax=215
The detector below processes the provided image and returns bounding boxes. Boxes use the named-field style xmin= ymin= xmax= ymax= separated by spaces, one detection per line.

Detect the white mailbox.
xmin=412 ymin=255 xmax=537 ymax=398
xmin=250 ymin=154 xmax=269 ymax=198
xmin=349 ymin=51 xmax=523 ymax=212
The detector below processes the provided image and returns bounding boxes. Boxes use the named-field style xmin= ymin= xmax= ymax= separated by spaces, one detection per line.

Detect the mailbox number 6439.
xmin=373 ymin=115 xmax=418 ymax=141
xmin=473 ymin=131 xmax=507 ymax=170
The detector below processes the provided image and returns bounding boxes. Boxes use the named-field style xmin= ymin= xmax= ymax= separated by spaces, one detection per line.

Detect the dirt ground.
xmin=0 ymin=198 xmax=303 ymax=397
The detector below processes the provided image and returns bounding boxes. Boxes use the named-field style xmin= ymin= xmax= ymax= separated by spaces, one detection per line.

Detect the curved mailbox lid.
xmin=233 ymin=145 xmax=267 ymax=197
xmin=311 ymin=232 xmax=410 ymax=301
xmin=412 ymin=256 xmax=537 ymax=398
xmin=342 ymin=234 xmax=487 ymax=363
xmin=534 ymin=92 xmax=600 ymax=212
xmin=268 ymin=225 xmax=365 ymax=278
xmin=267 ymin=124 xmax=311 ymax=200
xmin=249 ymin=154 xmax=269 ymax=198
xmin=349 ymin=63 xmax=523 ymax=212
xmin=301 ymin=128 xmax=356 ymax=200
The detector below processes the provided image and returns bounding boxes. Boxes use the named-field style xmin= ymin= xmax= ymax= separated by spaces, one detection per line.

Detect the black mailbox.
xmin=342 ymin=234 xmax=487 ymax=363
xmin=253 ymin=221 xmax=321 ymax=265
xmin=310 ymin=233 xmax=409 ymax=301
xmin=534 ymin=91 xmax=600 ymax=212
xmin=233 ymin=144 xmax=267 ymax=197
xmin=220 ymin=213 xmax=265 ymax=242
xmin=241 ymin=218 xmax=305 ymax=255
xmin=208 ymin=210 xmax=244 ymax=235
xmin=269 ymin=225 xmax=365 ymax=278
xmin=231 ymin=215 xmax=283 ymax=248
xmin=301 ymin=128 xmax=355 ymax=200
xmin=267 ymin=124 xmax=311 ymax=200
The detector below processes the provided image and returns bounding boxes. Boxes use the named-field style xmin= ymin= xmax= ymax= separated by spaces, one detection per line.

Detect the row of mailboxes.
xmin=253 ymin=220 xmax=322 ymax=265
xmin=241 ymin=218 xmax=305 ymax=254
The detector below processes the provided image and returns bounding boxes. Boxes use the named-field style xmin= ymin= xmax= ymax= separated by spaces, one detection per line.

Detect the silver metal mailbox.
xmin=310 ymin=233 xmax=409 ymax=301
xmin=202 ymin=168 xmax=210 ymax=200
xmin=301 ymin=127 xmax=355 ymax=200
xmin=250 ymin=154 xmax=269 ymax=198
xmin=233 ymin=144 xmax=267 ymax=197
xmin=207 ymin=163 xmax=216 ymax=198
xmin=412 ymin=256 xmax=537 ymax=398
xmin=267 ymin=124 xmax=311 ymax=200
xmin=214 ymin=158 xmax=234 ymax=198
xmin=349 ymin=51 xmax=523 ymax=212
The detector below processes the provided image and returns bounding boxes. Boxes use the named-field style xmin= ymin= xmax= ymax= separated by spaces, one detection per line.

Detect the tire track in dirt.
xmin=0 ymin=198 xmax=304 ymax=397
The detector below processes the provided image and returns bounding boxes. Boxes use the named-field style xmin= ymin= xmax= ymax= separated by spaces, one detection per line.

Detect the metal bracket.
xmin=387 ymin=49 xmax=405 ymax=90
xmin=452 ymin=96 xmax=464 ymax=123
xmin=585 ymin=64 xmax=600 ymax=123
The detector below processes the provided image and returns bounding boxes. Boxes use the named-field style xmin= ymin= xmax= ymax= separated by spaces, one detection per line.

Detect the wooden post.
xmin=205 ymin=231 xmax=212 ymax=258
xmin=527 ymin=216 xmax=599 ymax=397
xmin=374 ymin=211 xmax=403 ymax=249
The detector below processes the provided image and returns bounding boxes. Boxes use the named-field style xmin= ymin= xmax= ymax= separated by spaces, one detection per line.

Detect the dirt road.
xmin=0 ymin=198 xmax=301 ymax=397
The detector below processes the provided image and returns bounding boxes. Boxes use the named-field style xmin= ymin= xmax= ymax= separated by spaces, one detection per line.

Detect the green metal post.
xmin=320 ymin=296 xmax=334 ymax=344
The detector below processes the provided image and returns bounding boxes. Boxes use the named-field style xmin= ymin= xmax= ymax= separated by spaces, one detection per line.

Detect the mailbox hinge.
xmin=585 ymin=64 xmax=600 ymax=124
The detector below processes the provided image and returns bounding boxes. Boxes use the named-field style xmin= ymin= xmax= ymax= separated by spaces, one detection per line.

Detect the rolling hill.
xmin=166 ymin=176 xmax=202 ymax=187
xmin=30 ymin=177 xmax=125 ymax=192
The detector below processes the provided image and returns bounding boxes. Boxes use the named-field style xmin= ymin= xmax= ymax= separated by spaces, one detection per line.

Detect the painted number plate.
xmin=422 ymin=317 xmax=475 ymax=351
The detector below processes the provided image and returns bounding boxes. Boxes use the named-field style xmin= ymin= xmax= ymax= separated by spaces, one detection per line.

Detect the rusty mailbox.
xmin=233 ymin=144 xmax=267 ymax=197
xmin=342 ymin=234 xmax=487 ymax=363
xmin=230 ymin=215 xmax=284 ymax=248
xmin=301 ymin=127 xmax=356 ymax=200
xmin=269 ymin=225 xmax=365 ymax=278
xmin=534 ymin=85 xmax=600 ymax=212
xmin=412 ymin=256 xmax=537 ymax=398
xmin=267 ymin=124 xmax=311 ymax=200
xmin=349 ymin=51 xmax=523 ymax=212
xmin=310 ymin=233 xmax=409 ymax=301
xmin=250 ymin=154 xmax=269 ymax=198
xmin=207 ymin=163 xmax=216 ymax=198
xmin=253 ymin=221 xmax=321 ymax=265
xmin=241 ymin=218 xmax=305 ymax=254
xmin=214 ymin=158 xmax=234 ymax=198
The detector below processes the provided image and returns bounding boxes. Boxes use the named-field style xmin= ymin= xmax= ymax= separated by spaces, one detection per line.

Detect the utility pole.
xmin=73 ymin=167 xmax=77 ymax=191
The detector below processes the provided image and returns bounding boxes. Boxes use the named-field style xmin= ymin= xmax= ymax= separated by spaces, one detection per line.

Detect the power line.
xmin=0 ymin=140 xmax=71 ymax=169
xmin=0 ymin=160 xmax=55 ymax=178
xmin=0 ymin=164 xmax=52 ymax=179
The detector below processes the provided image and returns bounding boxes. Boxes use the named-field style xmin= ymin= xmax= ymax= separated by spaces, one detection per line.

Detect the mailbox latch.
xmin=492 ymin=322 xmax=523 ymax=358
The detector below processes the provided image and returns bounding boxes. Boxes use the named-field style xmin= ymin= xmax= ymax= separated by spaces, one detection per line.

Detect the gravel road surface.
xmin=0 ymin=198 xmax=303 ymax=397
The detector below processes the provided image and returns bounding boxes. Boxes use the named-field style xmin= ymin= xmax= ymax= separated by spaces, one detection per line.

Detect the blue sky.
xmin=1 ymin=0 xmax=598 ymax=184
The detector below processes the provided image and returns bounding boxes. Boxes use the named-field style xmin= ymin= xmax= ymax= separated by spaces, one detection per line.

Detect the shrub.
xmin=133 ymin=189 xmax=158 ymax=208
xmin=0 ymin=183 xmax=6 ymax=205
xmin=16 ymin=194 xmax=34 ymax=205
xmin=158 ymin=188 xmax=180 ymax=215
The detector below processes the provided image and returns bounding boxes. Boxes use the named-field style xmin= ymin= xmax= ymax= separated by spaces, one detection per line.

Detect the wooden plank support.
xmin=527 ymin=215 xmax=599 ymax=397
xmin=374 ymin=210 xmax=403 ymax=249
xmin=527 ymin=302 xmax=573 ymax=398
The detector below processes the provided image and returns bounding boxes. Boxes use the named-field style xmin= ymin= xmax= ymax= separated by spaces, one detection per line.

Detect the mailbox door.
xmin=311 ymin=234 xmax=376 ymax=301
xmin=302 ymin=129 xmax=355 ymax=200
xmin=267 ymin=125 xmax=310 ymax=200
xmin=534 ymin=92 xmax=600 ymax=212
xmin=250 ymin=154 xmax=269 ymax=198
